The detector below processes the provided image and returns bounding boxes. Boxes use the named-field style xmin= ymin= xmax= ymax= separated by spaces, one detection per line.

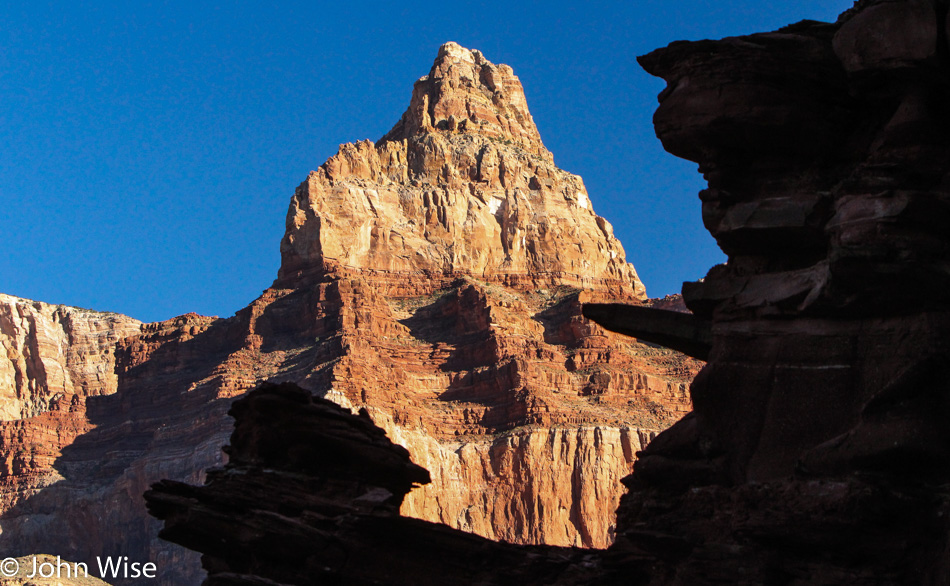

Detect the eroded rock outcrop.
xmin=610 ymin=0 xmax=950 ymax=583
xmin=278 ymin=41 xmax=642 ymax=298
xmin=634 ymin=0 xmax=950 ymax=488
xmin=146 ymin=383 xmax=602 ymax=586
xmin=0 ymin=43 xmax=697 ymax=584
xmin=266 ymin=42 xmax=694 ymax=549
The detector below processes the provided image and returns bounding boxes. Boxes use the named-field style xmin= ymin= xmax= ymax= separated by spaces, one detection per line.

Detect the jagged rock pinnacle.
xmin=380 ymin=42 xmax=547 ymax=157
xmin=278 ymin=42 xmax=645 ymax=300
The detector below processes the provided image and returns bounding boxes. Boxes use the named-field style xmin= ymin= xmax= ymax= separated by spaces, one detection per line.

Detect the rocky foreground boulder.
xmin=0 ymin=43 xmax=697 ymax=584
xmin=147 ymin=1 xmax=950 ymax=584
xmin=147 ymin=382 xmax=593 ymax=586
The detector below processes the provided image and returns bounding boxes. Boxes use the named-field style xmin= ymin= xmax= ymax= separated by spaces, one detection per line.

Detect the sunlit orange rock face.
xmin=0 ymin=295 xmax=143 ymax=421
xmin=0 ymin=43 xmax=698 ymax=584
xmin=0 ymin=295 xmax=142 ymax=513
xmin=278 ymin=41 xmax=643 ymax=296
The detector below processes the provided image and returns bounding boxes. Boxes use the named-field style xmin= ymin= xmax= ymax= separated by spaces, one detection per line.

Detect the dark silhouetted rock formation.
xmin=146 ymin=382 xmax=606 ymax=586
xmin=614 ymin=0 xmax=950 ymax=582
xmin=634 ymin=0 xmax=950 ymax=497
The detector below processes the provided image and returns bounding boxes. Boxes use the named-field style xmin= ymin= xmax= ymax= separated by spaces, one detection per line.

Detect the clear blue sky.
xmin=1 ymin=1 xmax=853 ymax=322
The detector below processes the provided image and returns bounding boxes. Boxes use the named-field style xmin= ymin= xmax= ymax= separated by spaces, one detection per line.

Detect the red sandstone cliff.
xmin=0 ymin=295 xmax=142 ymax=420
xmin=0 ymin=295 xmax=142 ymax=516
xmin=270 ymin=42 xmax=696 ymax=546
xmin=0 ymin=43 xmax=698 ymax=584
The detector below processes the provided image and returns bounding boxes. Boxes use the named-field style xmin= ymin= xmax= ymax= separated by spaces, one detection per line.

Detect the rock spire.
xmin=278 ymin=42 xmax=645 ymax=299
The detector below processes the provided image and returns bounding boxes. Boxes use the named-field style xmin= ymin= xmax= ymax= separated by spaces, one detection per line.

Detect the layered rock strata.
xmin=0 ymin=295 xmax=141 ymax=517
xmin=148 ymin=2 xmax=950 ymax=584
xmin=0 ymin=295 xmax=142 ymax=420
xmin=278 ymin=41 xmax=643 ymax=299
xmin=267 ymin=42 xmax=695 ymax=547
xmin=0 ymin=43 xmax=698 ymax=585
xmin=634 ymin=0 xmax=950 ymax=489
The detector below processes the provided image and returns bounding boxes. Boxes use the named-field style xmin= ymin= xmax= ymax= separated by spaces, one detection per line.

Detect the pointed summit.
xmin=380 ymin=42 xmax=548 ymax=157
xmin=278 ymin=43 xmax=645 ymax=300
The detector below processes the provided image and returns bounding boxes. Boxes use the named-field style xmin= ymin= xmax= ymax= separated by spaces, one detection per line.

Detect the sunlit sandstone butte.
xmin=0 ymin=43 xmax=698 ymax=584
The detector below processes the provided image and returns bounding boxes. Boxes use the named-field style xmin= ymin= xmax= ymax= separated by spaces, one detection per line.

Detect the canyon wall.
xmin=269 ymin=42 xmax=695 ymax=547
xmin=0 ymin=295 xmax=141 ymax=517
xmin=0 ymin=294 xmax=142 ymax=420
xmin=146 ymin=383 xmax=602 ymax=586
xmin=0 ymin=42 xmax=698 ymax=584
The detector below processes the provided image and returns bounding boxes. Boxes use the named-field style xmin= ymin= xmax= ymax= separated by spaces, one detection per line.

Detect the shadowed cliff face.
xmin=147 ymin=2 xmax=950 ymax=584
xmin=635 ymin=0 xmax=950 ymax=486
xmin=0 ymin=43 xmax=697 ymax=585
xmin=0 ymin=296 xmax=143 ymax=529
xmin=618 ymin=0 xmax=950 ymax=583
